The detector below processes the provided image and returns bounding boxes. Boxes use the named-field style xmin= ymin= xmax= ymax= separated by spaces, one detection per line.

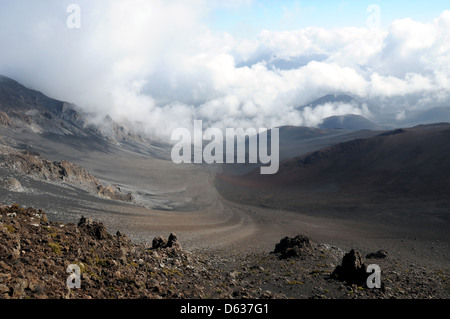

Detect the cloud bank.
xmin=0 ymin=1 xmax=449 ymax=141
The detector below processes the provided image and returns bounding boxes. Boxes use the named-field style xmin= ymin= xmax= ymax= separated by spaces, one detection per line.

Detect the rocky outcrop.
xmin=0 ymin=177 xmax=25 ymax=192
xmin=97 ymin=185 xmax=133 ymax=202
xmin=0 ymin=145 xmax=133 ymax=202
xmin=1 ymin=150 xmax=99 ymax=187
xmin=331 ymin=249 xmax=368 ymax=285
xmin=273 ymin=234 xmax=313 ymax=259
xmin=152 ymin=233 xmax=181 ymax=250
xmin=77 ymin=216 xmax=111 ymax=240
xmin=0 ymin=111 xmax=11 ymax=127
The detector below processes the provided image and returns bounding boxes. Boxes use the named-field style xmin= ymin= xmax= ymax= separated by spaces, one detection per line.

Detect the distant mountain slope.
xmin=318 ymin=114 xmax=380 ymax=131
xmin=0 ymin=75 xmax=165 ymax=153
xmin=275 ymin=125 xmax=382 ymax=160
xmin=0 ymin=75 xmax=91 ymax=135
xmin=0 ymin=75 xmax=65 ymax=113
xmin=220 ymin=125 xmax=382 ymax=175
xmin=404 ymin=107 xmax=450 ymax=126
xmin=218 ymin=123 xmax=450 ymax=201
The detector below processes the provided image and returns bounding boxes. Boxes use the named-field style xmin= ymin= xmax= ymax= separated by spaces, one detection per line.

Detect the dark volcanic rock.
xmin=152 ymin=236 xmax=168 ymax=249
xmin=273 ymin=235 xmax=312 ymax=259
xmin=77 ymin=216 xmax=110 ymax=240
xmin=152 ymin=233 xmax=181 ymax=250
xmin=332 ymin=249 xmax=368 ymax=285
xmin=167 ymin=233 xmax=181 ymax=249
xmin=366 ymin=250 xmax=388 ymax=259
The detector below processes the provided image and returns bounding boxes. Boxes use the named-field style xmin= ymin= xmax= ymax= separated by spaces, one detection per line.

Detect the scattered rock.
xmin=229 ymin=271 xmax=239 ymax=279
xmin=0 ymin=284 xmax=9 ymax=294
xmin=366 ymin=250 xmax=388 ymax=259
xmin=0 ymin=205 xmax=447 ymax=300
xmin=12 ymin=279 xmax=28 ymax=298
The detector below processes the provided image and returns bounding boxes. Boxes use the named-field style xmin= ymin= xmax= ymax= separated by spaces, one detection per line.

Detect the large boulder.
xmin=167 ymin=233 xmax=180 ymax=249
xmin=152 ymin=236 xmax=168 ymax=249
xmin=77 ymin=216 xmax=110 ymax=240
xmin=332 ymin=249 xmax=368 ymax=285
xmin=152 ymin=233 xmax=181 ymax=250
xmin=273 ymin=235 xmax=313 ymax=259
xmin=366 ymin=250 xmax=388 ymax=259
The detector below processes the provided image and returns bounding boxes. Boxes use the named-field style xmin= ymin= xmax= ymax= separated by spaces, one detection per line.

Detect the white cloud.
xmin=0 ymin=2 xmax=449 ymax=141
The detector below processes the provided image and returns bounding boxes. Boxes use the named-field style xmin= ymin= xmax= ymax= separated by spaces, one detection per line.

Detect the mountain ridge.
xmin=318 ymin=114 xmax=380 ymax=131
xmin=217 ymin=123 xmax=450 ymax=201
xmin=0 ymin=75 xmax=160 ymax=149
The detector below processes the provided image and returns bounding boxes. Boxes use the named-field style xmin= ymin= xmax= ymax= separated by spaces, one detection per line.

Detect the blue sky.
xmin=207 ymin=0 xmax=450 ymax=38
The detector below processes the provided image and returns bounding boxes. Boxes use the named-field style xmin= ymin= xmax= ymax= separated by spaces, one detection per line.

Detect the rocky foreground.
xmin=0 ymin=204 xmax=448 ymax=299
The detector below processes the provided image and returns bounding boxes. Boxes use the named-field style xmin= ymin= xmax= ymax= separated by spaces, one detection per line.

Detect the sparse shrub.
xmin=48 ymin=242 xmax=62 ymax=255
xmin=10 ymin=203 xmax=25 ymax=214
xmin=4 ymin=224 xmax=16 ymax=233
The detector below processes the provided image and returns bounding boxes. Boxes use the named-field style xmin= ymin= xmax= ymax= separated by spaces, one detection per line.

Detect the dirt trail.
xmin=89 ymin=168 xmax=379 ymax=254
